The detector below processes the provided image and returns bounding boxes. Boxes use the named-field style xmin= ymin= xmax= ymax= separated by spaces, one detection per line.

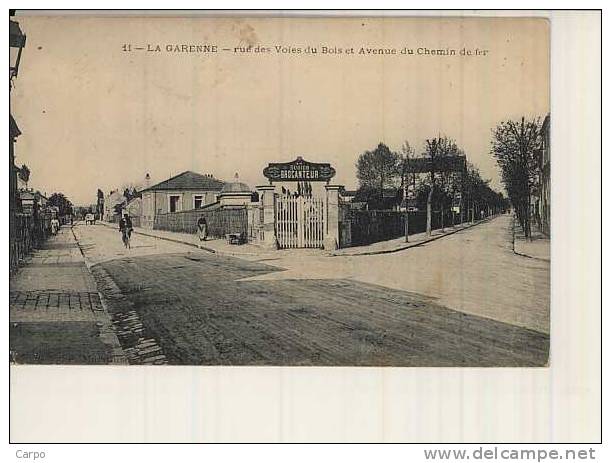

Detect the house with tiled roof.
xmin=140 ymin=170 xmax=225 ymax=228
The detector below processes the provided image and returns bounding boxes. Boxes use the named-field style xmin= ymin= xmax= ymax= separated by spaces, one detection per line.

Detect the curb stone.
xmin=96 ymin=216 xmax=497 ymax=260
xmin=331 ymin=216 xmax=496 ymax=257
xmin=71 ymin=226 xmax=129 ymax=365
xmin=97 ymin=221 xmax=218 ymax=254
xmin=97 ymin=221 xmax=274 ymax=259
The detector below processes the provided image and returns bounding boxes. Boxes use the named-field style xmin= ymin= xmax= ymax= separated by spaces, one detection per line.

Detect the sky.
xmin=11 ymin=15 xmax=549 ymax=206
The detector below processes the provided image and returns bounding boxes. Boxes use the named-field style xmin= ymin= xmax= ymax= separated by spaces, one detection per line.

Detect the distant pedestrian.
xmin=197 ymin=216 xmax=208 ymax=241
xmin=50 ymin=217 xmax=60 ymax=235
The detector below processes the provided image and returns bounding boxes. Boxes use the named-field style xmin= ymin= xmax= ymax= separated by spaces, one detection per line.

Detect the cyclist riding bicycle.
xmin=118 ymin=213 xmax=133 ymax=249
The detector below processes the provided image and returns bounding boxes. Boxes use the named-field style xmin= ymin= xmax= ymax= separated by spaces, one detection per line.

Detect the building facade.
xmin=140 ymin=171 xmax=225 ymax=228
xmin=122 ymin=196 xmax=142 ymax=226
xmin=215 ymin=174 xmax=253 ymax=208
xmin=537 ymin=114 xmax=550 ymax=236
xmin=124 ymin=196 xmax=142 ymax=217
xmin=103 ymin=190 xmax=127 ymax=222
xmin=9 ymin=20 xmax=28 ymax=273
xmin=18 ymin=190 xmax=47 ymax=215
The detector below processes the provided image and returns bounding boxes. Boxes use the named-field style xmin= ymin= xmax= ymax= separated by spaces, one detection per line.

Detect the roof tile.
xmin=144 ymin=171 xmax=225 ymax=192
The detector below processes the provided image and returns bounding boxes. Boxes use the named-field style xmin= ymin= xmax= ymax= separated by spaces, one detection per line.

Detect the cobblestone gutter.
xmin=88 ymin=265 xmax=169 ymax=365
xmin=71 ymin=227 xmax=129 ymax=365
xmin=72 ymin=225 xmax=170 ymax=365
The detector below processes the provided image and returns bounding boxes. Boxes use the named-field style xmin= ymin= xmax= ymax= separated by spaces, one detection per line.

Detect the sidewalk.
xmin=9 ymin=226 xmax=126 ymax=364
xmin=99 ymin=216 xmax=498 ymax=260
xmin=514 ymin=230 xmax=551 ymax=262
xmin=332 ymin=216 xmax=496 ymax=256
xmin=99 ymin=221 xmax=326 ymax=261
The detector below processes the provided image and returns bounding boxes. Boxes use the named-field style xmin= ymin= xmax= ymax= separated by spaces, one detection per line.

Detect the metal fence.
xmin=275 ymin=194 xmax=325 ymax=249
xmin=349 ymin=209 xmax=465 ymax=247
xmin=350 ymin=210 xmax=406 ymax=246
xmin=153 ymin=207 xmax=248 ymax=238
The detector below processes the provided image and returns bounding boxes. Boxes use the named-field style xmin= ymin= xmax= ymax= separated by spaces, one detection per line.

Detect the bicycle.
xmin=121 ymin=227 xmax=132 ymax=249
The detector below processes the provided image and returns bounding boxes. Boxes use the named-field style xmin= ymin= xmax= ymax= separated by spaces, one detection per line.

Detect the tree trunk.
xmin=525 ymin=194 xmax=532 ymax=239
xmin=440 ymin=202 xmax=444 ymax=232
xmin=519 ymin=202 xmax=527 ymax=236
xmin=403 ymin=172 xmax=409 ymax=242
xmin=426 ymin=187 xmax=433 ymax=236
xmin=380 ymin=172 xmax=384 ymax=209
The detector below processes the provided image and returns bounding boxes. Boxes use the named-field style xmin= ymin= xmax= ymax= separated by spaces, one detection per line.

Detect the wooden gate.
xmin=276 ymin=194 xmax=325 ymax=249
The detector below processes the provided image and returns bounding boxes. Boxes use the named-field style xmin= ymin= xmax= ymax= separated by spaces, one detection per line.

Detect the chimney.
xmin=145 ymin=173 xmax=151 ymax=189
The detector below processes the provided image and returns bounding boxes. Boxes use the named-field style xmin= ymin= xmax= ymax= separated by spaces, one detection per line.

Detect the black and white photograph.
xmin=6 ymin=9 xmax=601 ymax=447
xmin=9 ymin=15 xmax=551 ymax=368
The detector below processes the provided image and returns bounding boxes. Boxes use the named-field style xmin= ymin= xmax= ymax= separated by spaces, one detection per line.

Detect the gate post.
xmin=257 ymin=185 xmax=278 ymax=249
xmin=324 ymin=184 xmax=343 ymax=250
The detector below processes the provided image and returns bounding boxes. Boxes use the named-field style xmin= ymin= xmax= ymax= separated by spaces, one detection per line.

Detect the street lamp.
xmin=9 ymin=20 xmax=26 ymax=82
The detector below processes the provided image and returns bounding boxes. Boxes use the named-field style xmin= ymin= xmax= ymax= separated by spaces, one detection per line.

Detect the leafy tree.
xmin=96 ymin=188 xmax=104 ymax=218
xmin=422 ymin=136 xmax=462 ymax=235
xmin=353 ymin=185 xmax=399 ymax=210
xmin=491 ymin=117 xmax=541 ymax=238
xmin=356 ymin=142 xmax=401 ymax=209
xmin=120 ymin=187 xmax=141 ymax=203
xmin=47 ymin=192 xmax=73 ymax=216
xmin=460 ymin=163 xmax=509 ymax=222
xmin=464 ymin=165 xmax=487 ymax=222
xmin=18 ymin=164 xmax=30 ymax=187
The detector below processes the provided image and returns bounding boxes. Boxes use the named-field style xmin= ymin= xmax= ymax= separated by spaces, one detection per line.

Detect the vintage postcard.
xmin=9 ymin=14 xmax=550 ymax=368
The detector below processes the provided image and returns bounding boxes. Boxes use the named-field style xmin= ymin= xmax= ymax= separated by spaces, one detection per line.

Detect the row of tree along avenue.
xmin=355 ymin=136 xmax=508 ymax=237
xmin=492 ymin=115 xmax=550 ymax=239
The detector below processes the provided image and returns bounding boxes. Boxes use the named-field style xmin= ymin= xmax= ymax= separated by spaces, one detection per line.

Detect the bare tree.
xmin=400 ymin=141 xmax=415 ymax=241
xmin=492 ymin=117 xmax=541 ymax=238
